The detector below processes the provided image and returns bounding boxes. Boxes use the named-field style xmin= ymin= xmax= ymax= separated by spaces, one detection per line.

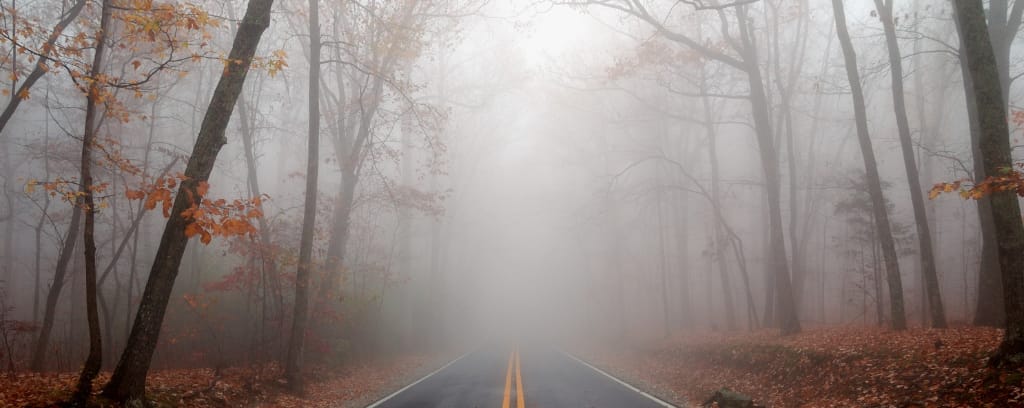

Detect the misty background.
xmin=0 ymin=0 xmax=1005 ymax=376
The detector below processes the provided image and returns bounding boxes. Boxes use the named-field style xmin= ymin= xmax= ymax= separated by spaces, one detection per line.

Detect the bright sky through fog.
xmin=517 ymin=5 xmax=595 ymax=67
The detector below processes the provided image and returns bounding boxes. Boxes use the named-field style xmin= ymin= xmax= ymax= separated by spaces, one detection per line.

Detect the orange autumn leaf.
xmin=125 ymin=189 xmax=146 ymax=200
xmin=197 ymin=181 xmax=210 ymax=196
xmin=184 ymin=222 xmax=202 ymax=239
xmin=162 ymin=197 xmax=173 ymax=218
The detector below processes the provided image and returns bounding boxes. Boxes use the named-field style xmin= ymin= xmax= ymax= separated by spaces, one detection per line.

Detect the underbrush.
xmin=0 ymin=354 xmax=429 ymax=407
xmin=589 ymin=326 xmax=1024 ymax=407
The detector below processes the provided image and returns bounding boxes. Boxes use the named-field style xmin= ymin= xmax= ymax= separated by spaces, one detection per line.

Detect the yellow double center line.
xmin=502 ymin=348 xmax=525 ymax=408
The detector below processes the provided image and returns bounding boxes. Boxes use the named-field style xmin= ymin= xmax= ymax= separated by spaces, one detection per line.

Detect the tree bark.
xmin=30 ymin=204 xmax=81 ymax=371
xmin=100 ymin=0 xmax=275 ymax=400
xmin=953 ymin=0 xmax=1024 ymax=368
xmin=959 ymin=50 xmax=1005 ymax=327
xmin=237 ymin=89 xmax=281 ymax=355
xmin=964 ymin=0 xmax=1023 ymax=327
xmin=69 ymin=0 xmax=111 ymax=401
xmin=284 ymin=0 xmax=320 ymax=392
xmin=701 ymin=74 xmax=737 ymax=331
xmin=734 ymin=5 xmax=800 ymax=335
xmin=831 ymin=0 xmax=907 ymax=330
xmin=873 ymin=0 xmax=946 ymax=328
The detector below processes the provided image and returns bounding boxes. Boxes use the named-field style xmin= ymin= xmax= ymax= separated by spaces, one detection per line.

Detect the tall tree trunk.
xmin=761 ymin=190 xmax=775 ymax=328
xmin=831 ymin=0 xmax=907 ymax=330
xmin=656 ymin=177 xmax=672 ymax=337
xmin=33 ymin=112 xmax=52 ymax=325
xmin=873 ymin=0 xmax=946 ymax=328
xmin=600 ymin=0 xmax=798 ymax=334
xmin=702 ymin=78 xmax=737 ymax=331
xmin=100 ymin=0 xmax=274 ymax=400
xmin=960 ymin=49 xmax=1005 ymax=327
xmin=30 ymin=204 xmax=81 ymax=371
xmin=965 ymin=0 xmax=1023 ymax=326
xmin=71 ymin=0 xmax=111 ymax=401
xmin=284 ymin=0 xmax=320 ymax=392
xmin=952 ymin=0 xmax=1024 ymax=367
xmin=736 ymin=6 xmax=800 ymax=335
xmin=770 ymin=0 xmax=809 ymax=308
xmin=237 ymin=86 xmax=280 ymax=353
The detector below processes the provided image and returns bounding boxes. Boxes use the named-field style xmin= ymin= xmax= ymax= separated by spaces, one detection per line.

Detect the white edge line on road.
xmin=365 ymin=350 xmax=474 ymax=408
xmin=562 ymin=351 xmax=679 ymax=408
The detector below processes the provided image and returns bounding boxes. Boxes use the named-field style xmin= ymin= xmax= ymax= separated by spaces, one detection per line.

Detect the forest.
xmin=0 ymin=0 xmax=1023 ymax=406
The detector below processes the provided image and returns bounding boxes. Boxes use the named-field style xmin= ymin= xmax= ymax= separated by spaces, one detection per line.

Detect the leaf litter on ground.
xmin=584 ymin=326 xmax=1024 ymax=407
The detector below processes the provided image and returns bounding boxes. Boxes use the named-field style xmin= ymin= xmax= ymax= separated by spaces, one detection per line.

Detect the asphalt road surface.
xmin=367 ymin=346 xmax=677 ymax=408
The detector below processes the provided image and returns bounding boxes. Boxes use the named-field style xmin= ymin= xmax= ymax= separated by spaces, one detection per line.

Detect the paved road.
xmin=368 ymin=346 xmax=676 ymax=408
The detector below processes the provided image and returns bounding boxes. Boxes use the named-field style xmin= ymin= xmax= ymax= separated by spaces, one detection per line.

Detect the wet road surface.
xmin=367 ymin=346 xmax=676 ymax=408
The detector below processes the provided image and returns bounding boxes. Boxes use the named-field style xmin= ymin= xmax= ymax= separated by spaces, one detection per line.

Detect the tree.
xmin=21 ymin=0 xmax=89 ymax=372
xmin=0 ymin=0 xmax=86 ymax=134
xmin=961 ymin=0 xmax=1024 ymax=327
xmin=872 ymin=0 xmax=946 ymax=328
xmin=100 ymin=0 xmax=276 ymax=400
xmin=22 ymin=0 xmax=220 ymax=372
xmin=578 ymin=0 xmax=800 ymax=334
xmin=830 ymin=0 xmax=907 ymax=330
xmin=70 ymin=0 xmax=112 ymax=402
xmin=952 ymin=0 xmax=1024 ymax=368
xmin=833 ymin=173 xmax=913 ymax=326
xmin=283 ymin=0 xmax=320 ymax=392
xmin=316 ymin=0 xmax=429 ymax=321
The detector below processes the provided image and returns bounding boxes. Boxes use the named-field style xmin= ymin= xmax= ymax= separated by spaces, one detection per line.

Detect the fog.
xmin=0 ymin=0 xmax=1014 ymax=400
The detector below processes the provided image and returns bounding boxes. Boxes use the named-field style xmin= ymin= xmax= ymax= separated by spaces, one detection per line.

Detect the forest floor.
xmin=0 ymin=353 xmax=432 ymax=407
xmin=587 ymin=326 xmax=1024 ymax=407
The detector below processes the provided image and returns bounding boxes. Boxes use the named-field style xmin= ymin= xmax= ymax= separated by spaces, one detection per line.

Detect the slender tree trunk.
xmin=284 ymin=0 xmax=320 ymax=391
xmin=674 ymin=185 xmax=691 ymax=329
xmin=30 ymin=205 xmax=81 ymax=371
xmin=100 ymin=0 xmax=275 ymax=400
xmin=33 ymin=116 xmax=51 ymax=325
xmin=237 ymin=90 xmax=279 ymax=358
xmin=597 ymin=131 xmax=626 ymax=340
xmin=736 ymin=6 xmax=800 ymax=335
xmin=761 ymin=190 xmax=775 ymax=328
xmin=770 ymin=0 xmax=809 ymax=308
xmin=656 ymin=178 xmax=671 ymax=338
xmin=71 ymin=0 xmax=111 ymax=400
xmin=702 ymin=77 xmax=737 ymax=331
xmin=831 ymin=0 xmax=907 ymax=330
xmin=953 ymin=0 xmax=1024 ymax=367
xmin=873 ymin=0 xmax=946 ymax=328
xmin=872 ymin=227 xmax=884 ymax=325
